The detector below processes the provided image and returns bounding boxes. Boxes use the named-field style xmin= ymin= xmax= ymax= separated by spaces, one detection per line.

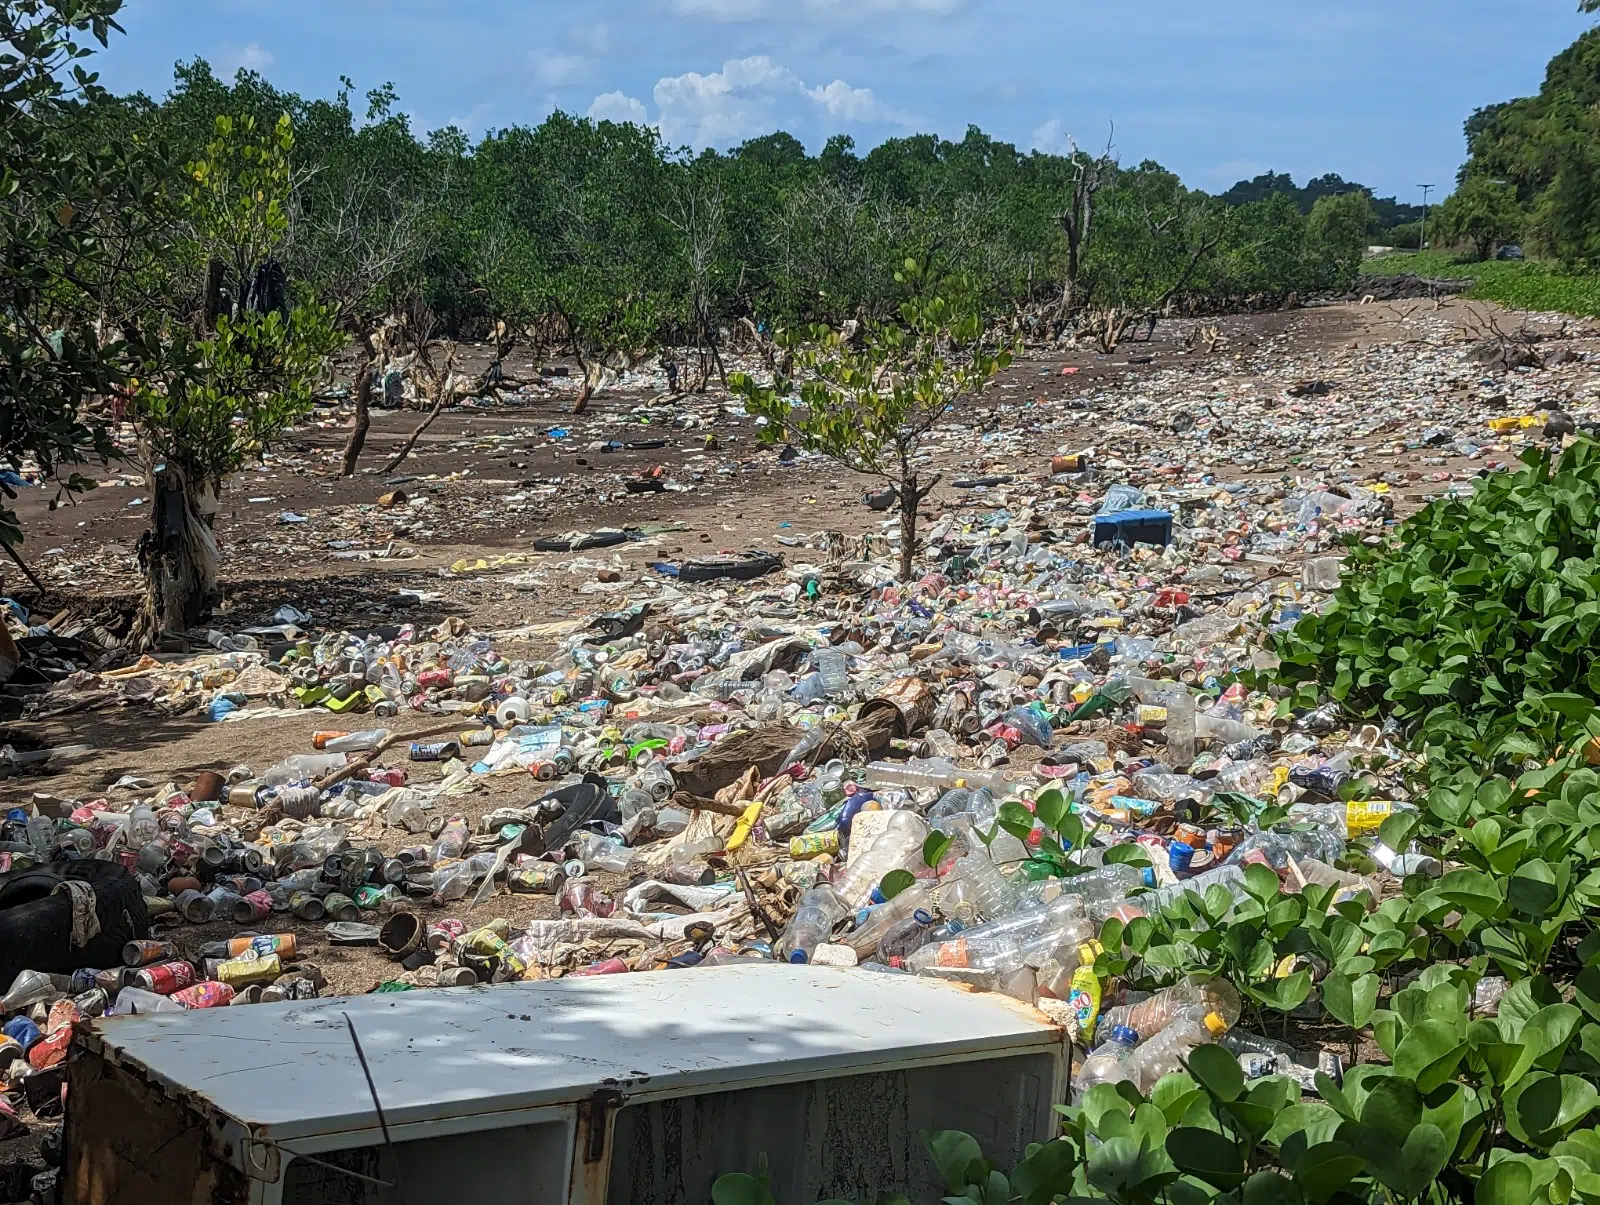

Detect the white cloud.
xmin=1031 ymin=118 xmax=1072 ymax=156
xmin=217 ymin=42 xmax=273 ymax=75
xmin=588 ymin=90 xmax=650 ymax=126
xmin=589 ymin=55 xmax=902 ymax=148
xmin=529 ymin=50 xmax=588 ymax=88
xmin=807 ymin=79 xmax=886 ymax=123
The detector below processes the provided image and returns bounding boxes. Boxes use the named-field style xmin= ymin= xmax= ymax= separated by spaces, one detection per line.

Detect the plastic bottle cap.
xmin=912 ymin=909 xmax=933 ymax=925
xmin=788 ymin=951 xmax=809 ymax=964
xmin=1203 ymin=1012 xmax=1228 ymax=1036
xmin=1110 ymin=1025 xmax=1139 ymax=1046
xmin=1140 ymin=866 xmax=1156 ymax=887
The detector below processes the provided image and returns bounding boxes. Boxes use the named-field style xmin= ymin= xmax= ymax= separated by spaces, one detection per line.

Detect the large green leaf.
xmin=1290 ymin=1142 xmax=1367 ymax=1205
xmin=1393 ymin=1018 xmax=1468 ymax=1093
xmin=922 ymin=1130 xmax=985 ymax=1193
xmin=1505 ymin=1072 xmax=1600 ymax=1149
xmin=1321 ymin=971 xmax=1379 ymax=1029
xmin=1165 ymin=1126 xmax=1247 ymax=1189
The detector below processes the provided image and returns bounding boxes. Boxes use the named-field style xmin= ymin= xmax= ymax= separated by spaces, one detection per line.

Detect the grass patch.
xmin=1361 ymin=249 xmax=1600 ymax=317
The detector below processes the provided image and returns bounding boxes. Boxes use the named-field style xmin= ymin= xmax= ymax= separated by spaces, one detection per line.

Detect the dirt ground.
xmin=0 ymin=296 xmax=1596 ymax=1183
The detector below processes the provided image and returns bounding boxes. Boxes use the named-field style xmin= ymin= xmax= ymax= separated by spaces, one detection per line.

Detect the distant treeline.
xmin=70 ymin=59 xmax=1381 ymax=356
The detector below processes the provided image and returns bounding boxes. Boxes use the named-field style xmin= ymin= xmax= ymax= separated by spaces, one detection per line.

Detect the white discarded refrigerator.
xmin=66 ymin=963 xmax=1069 ymax=1205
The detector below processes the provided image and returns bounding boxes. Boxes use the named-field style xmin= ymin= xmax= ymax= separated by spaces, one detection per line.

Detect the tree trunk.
xmin=571 ymin=362 xmax=601 ymax=415
xmin=898 ymin=471 xmax=918 ymax=583
xmin=340 ymin=330 xmax=379 ymax=477
xmin=134 ymin=462 xmax=220 ymax=648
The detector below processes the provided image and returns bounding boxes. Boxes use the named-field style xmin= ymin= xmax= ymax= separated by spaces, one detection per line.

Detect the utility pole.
xmin=1418 ymin=183 xmax=1434 ymax=252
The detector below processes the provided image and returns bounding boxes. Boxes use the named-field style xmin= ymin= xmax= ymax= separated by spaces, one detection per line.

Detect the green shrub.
xmin=1274 ymin=440 xmax=1600 ymax=777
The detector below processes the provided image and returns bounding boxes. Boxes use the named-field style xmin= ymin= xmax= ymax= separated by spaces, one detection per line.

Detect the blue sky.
xmin=95 ymin=0 xmax=1594 ymax=200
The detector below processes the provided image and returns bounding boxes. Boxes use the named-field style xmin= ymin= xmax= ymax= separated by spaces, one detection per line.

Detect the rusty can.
xmin=788 ymin=831 xmax=840 ymax=860
xmin=215 ymin=953 xmax=282 ymax=988
xmin=191 ymin=770 xmax=225 ymax=802
xmin=233 ymin=890 xmax=273 ymax=923
xmin=507 ymin=864 xmax=565 ymax=894
xmin=1051 ymin=453 xmax=1087 ymax=474
xmin=122 ymin=939 xmax=177 ymax=967
xmin=290 ymin=891 xmax=325 ymax=921
xmin=134 ymin=960 xmax=197 ymax=995
xmin=410 ymin=740 xmax=460 ymax=762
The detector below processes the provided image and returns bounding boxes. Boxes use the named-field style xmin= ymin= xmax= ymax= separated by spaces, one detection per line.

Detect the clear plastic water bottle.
xmin=839 ymin=881 xmax=935 ymax=957
xmin=263 ymin=753 xmax=347 ymax=786
xmin=323 ymin=727 xmax=389 ymax=754
xmin=574 ymin=832 xmax=632 ymax=874
xmin=877 ymin=909 xmax=937 ymax=967
xmin=1102 ymin=975 xmax=1242 ymax=1039
xmin=780 ymin=885 xmax=850 ymax=963
xmin=1129 ymin=1012 xmax=1230 ymax=1091
xmin=951 ymin=851 xmax=1020 ymax=922
xmin=1074 ymin=1025 xmax=1141 ymax=1093
xmin=863 ymin=760 xmax=1009 ymax=795
xmin=813 ymin=648 xmax=850 ymax=695
xmin=1103 ymin=864 xmax=1248 ymax=923
xmin=830 ymin=812 xmax=930 ymax=908
xmin=909 ymin=915 xmax=1093 ymax=977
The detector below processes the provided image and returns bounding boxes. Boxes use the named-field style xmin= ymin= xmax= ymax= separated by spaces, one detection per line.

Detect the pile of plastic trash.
xmin=0 ymin=465 xmax=1460 ymax=1119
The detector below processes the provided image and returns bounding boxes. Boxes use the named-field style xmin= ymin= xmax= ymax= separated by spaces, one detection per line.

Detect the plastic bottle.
xmin=432 ymin=818 xmax=469 ymax=863
xmin=430 ymin=852 xmax=500 ymax=903
xmin=1165 ymin=692 xmax=1196 ymax=768
xmin=840 ymin=881 xmax=935 ymax=957
xmin=1103 ymin=864 xmax=1249 ymax=923
xmin=1220 ymin=1030 xmax=1299 ymax=1078
xmin=951 ymin=851 xmax=1020 ymax=922
xmin=779 ymin=726 xmax=826 ymax=774
xmin=106 ymin=987 xmax=184 ymax=1016
xmin=574 ymin=832 xmax=632 ymax=874
xmin=322 ymin=728 xmax=390 ymax=754
xmin=1196 ymin=714 xmax=1263 ymax=748
xmin=909 ymin=916 xmax=1094 ymax=977
xmin=1074 ymin=1025 xmax=1141 ymax=1092
xmin=263 ymin=753 xmax=348 ymax=787
xmin=877 ymin=909 xmax=937 ymax=967
xmin=780 ymin=885 xmax=850 ymax=963
xmin=1101 ymin=975 xmax=1241 ymax=1039
xmin=1047 ymin=862 xmax=1149 ymax=914
xmin=814 ymin=648 xmax=850 ymax=695
xmin=830 ymin=812 xmax=930 ymax=908
xmin=863 ymin=760 xmax=1008 ymax=795
xmin=1128 ymin=1012 xmax=1230 ymax=1091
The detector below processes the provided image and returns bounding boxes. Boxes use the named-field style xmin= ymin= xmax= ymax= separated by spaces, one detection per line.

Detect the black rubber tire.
xmin=0 ymin=860 xmax=150 ymax=990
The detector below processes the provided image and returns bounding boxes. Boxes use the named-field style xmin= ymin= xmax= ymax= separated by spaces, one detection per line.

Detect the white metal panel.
xmin=84 ymin=964 xmax=1063 ymax=1142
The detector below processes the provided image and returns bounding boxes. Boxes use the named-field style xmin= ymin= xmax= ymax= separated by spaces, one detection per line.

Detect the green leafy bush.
xmin=1274 ymin=440 xmax=1600 ymax=776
